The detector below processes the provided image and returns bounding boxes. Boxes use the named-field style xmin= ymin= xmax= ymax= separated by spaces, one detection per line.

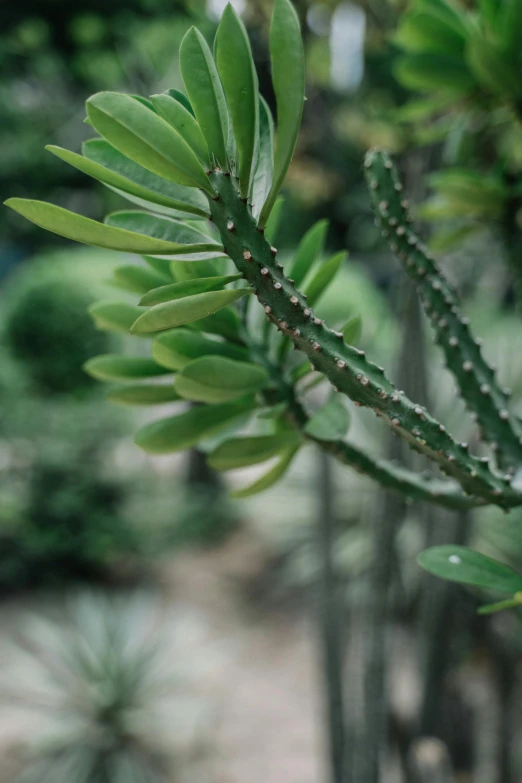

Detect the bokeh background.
xmin=2 ymin=1 xmax=522 ymax=781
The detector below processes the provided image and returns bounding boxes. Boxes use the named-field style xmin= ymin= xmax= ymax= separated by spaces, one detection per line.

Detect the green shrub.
xmin=2 ymin=253 xmax=112 ymax=395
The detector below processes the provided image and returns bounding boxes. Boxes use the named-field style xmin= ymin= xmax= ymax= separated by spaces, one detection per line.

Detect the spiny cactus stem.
xmin=247 ymin=339 xmax=480 ymax=511
xmin=364 ymin=149 xmax=522 ymax=471
xmin=208 ymin=171 xmax=520 ymax=509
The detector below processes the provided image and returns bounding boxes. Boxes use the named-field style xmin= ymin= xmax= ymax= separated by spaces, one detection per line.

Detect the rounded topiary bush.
xmin=2 ymin=249 xmax=112 ymax=395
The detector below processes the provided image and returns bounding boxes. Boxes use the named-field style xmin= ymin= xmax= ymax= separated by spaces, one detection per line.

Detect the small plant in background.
xmin=3 ymin=593 xmax=173 ymax=783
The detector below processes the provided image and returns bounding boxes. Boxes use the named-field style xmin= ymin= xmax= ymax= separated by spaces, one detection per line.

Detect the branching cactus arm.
xmin=207 ymin=172 xmax=516 ymax=507
xmin=364 ymin=150 xmax=522 ymax=472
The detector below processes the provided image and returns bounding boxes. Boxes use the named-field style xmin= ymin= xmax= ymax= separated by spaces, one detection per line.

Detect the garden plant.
xmin=6 ymin=0 xmax=522 ymax=668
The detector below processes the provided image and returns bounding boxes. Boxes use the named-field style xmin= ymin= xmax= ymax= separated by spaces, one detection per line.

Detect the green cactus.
xmin=5 ymin=0 xmax=522 ymax=512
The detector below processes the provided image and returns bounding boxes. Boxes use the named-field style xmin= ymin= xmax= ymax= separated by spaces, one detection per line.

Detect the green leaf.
xmin=131 ymin=288 xmax=250 ymax=334
xmin=143 ymin=256 xmax=175 ymax=278
xmin=395 ymin=12 xmax=467 ymax=55
xmin=135 ymin=397 xmax=256 ymax=453
xmin=169 ymin=257 xmax=219 ymax=280
xmin=89 ymin=301 xmax=146 ymax=334
xmin=104 ymin=210 xmax=223 ymax=255
xmin=257 ymin=401 xmax=288 ymax=419
xmin=86 ymin=91 xmax=215 ymax=195
xmin=131 ymin=95 xmax=157 ymax=111
xmin=190 ymin=307 xmax=241 ymax=341
xmin=342 ymin=314 xmax=362 ymax=345
xmin=258 ymin=0 xmax=305 ymax=228
xmin=288 ymin=219 xmax=328 ymax=287
xmin=304 ymin=396 xmax=350 ymax=441
xmin=165 ymin=88 xmax=195 ymax=115
xmin=209 ymin=432 xmax=300 ymax=470
xmin=150 ymin=93 xmax=211 ymax=167
xmin=175 ymin=356 xmax=269 ymax=403
xmin=112 ymin=265 xmax=169 ymax=295
xmin=83 ymin=138 xmax=209 ymax=218
xmin=477 ymin=596 xmax=522 ymax=615
xmin=416 ymin=0 xmax=472 ymax=38
xmin=84 ymin=354 xmax=171 ymax=381
xmin=140 ymin=274 xmax=242 ymax=306
xmin=180 ymin=27 xmax=229 ymax=170
xmin=152 ymin=327 xmax=249 ymax=370
xmin=216 ymin=4 xmax=259 ymax=198
xmin=417 ymin=546 xmax=522 ymax=594
xmin=4 ymin=199 xmax=208 ymax=255
xmin=166 ymin=251 xmax=227 ymax=263
xmin=500 ymin=0 xmax=522 ymax=63
xmin=264 ymin=197 xmax=284 ymax=244
xmin=46 ymin=144 xmax=207 ymax=223
xmin=394 ymin=54 xmax=476 ymax=94
xmin=252 ymin=97 xmax=275 ymax=220
xmin=304 ymin=251 xmax=345 ymax=307
xmin=230 ymin=446 xmax=299 ymax=498
xmin=106 ymin=383 xmax=181 ymax=406
xmin=466 ymin=36 xmax=522 ymax=99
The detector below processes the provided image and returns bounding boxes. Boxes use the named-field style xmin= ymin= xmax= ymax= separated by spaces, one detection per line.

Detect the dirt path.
xmin=0 ymin=530 xmax=327 ymax=783
xmin=159 ymin=531 xmax=327 ymax=783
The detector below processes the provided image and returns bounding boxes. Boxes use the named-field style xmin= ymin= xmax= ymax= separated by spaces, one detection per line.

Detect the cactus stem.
xmin=365 ymin=149 xmax=522 ymax=470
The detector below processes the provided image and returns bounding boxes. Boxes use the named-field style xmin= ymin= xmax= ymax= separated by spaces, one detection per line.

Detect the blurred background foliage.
xmin=3 ymin=0 xmax=522 ymax=782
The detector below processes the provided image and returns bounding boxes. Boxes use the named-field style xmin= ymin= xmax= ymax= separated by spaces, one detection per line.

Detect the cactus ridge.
xmin=365 ymin=149 xmax=522 ymax=472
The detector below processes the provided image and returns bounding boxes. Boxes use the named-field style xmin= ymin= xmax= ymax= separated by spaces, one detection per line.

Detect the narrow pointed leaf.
xmin=264 ymin=197 xmax=284 ymax=244
xmin=180 ymin=27 xmax=229 ymax=170
xmin=46 ymin=145 xmax=207 ymax=221
xmin=104 ymin=210 xmax=223 ymax=255
xmin=165 ymin=88 xmax=194 ymax=115
xmin=304 ymin=251 xmax=345 ymax=307
xmin=216 ymin=4 xmax=259 ymax=197
xmin=4 ymin=199 xmax=206 ymax=255
xmin=131 ymin=95 xmax=157 ymax=111
xmin=342 ymin=315 xmax=362 ymax=345
xmin=152 ymin=328 xmax=249 ymax=370
xmin=86 ymin=91 xmax=215 ymax=195
xmin=89 ymin=301 xmax=146 ymax=334
xmin=131 ymin=288 xmax=250 ymax=333
xmin=252 ymin=97 xmax=275 ymax=220
xmin=304 ymin=396 xmax=350 ymax=441
xmin=175 ymin=355 xmax=269 ymax=403
xmin=190 ymin=307 xmax=241 ymax=341
xmin=164 ymin=250 xmax=227 ymax=262
xmin=140 ymin=274 xmax=241 ymax=306
xmin=418 ymin=546 xmax=522 ymax=594
xmin=288 ymin=219 xmax=328 ymax=286
xmin=150 ymin=93 xmax=210 ymax=167
xmin=83 ymin=138 xmax=209 ymax=218
xmin=477 ymin=597 xmax=522 ymax=615
xmin=169 ymin=258 xmax=219 ymax=280
xmin=106 ymin=384 xmax=181 ymax=406
xmin=209 ymin=432 xmax=300 ymax=470
xmin=84 ymin=354 xmax=171 ymax=382
xmin=135 ymin=397 xmax=256 ymax=453
xmin=143 ymin=256 xmax=175 ymax=278
xmin=230 ymin=446 xmax=299 ymax=498
xmin=257 ymin=402 xmax=288 ymax=419
xmin=112 ymin=265 xmax=170 ymax=295
xmin=258 ymin=0 xmax=305 ymax=228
